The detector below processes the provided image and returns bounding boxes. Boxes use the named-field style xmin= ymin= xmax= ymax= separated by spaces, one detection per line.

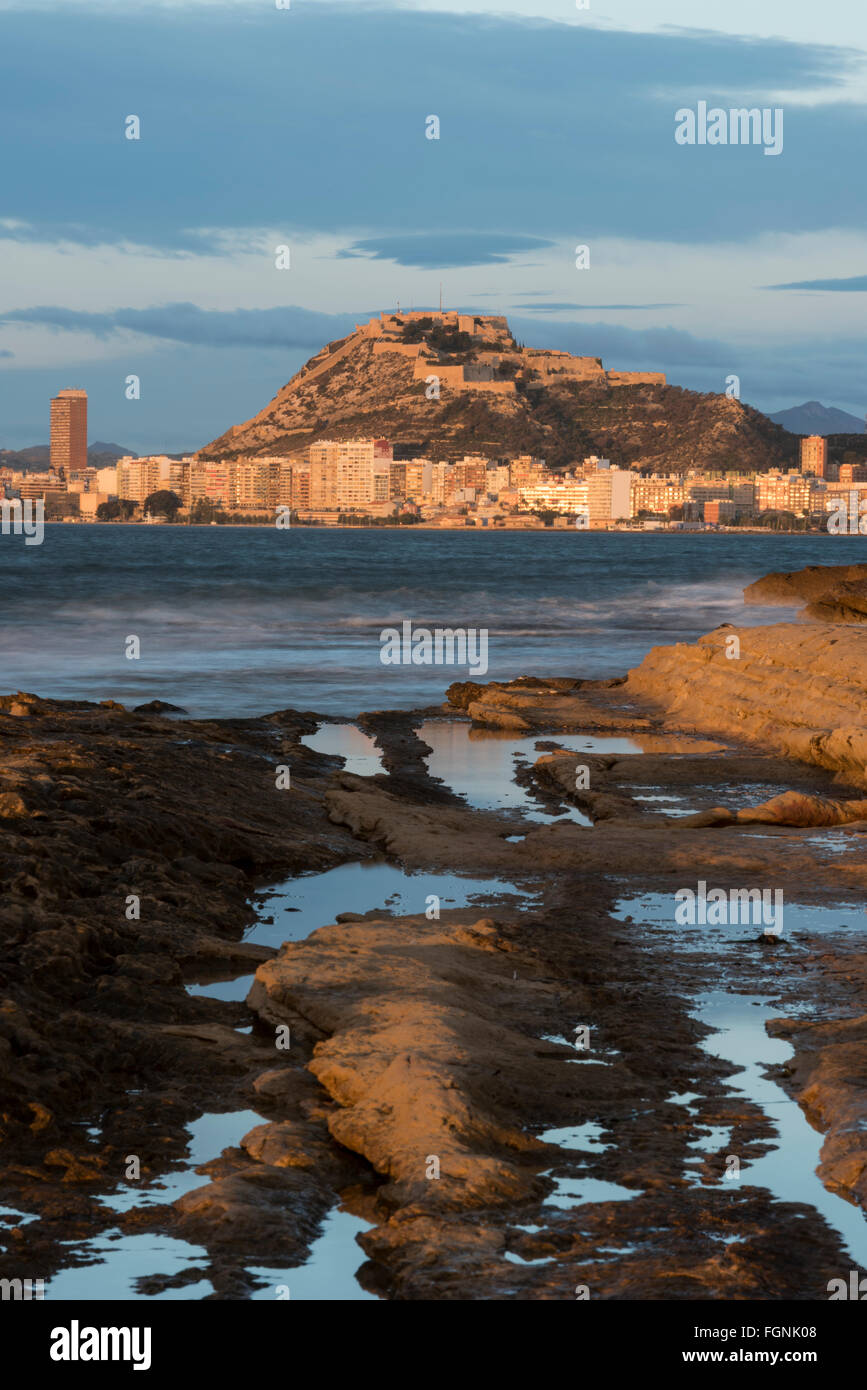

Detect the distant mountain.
xmin=769 ymin=401 xmax=865 ymax=436
xmin=0 ymin=442 xmax=135 ymax=471
xmin=88 ymin=441 xmax=135 ymax=459
xmin=200 ymin=309 xmax=798 ymax=474
xmin=0 ymin=445 xmax=51 ymax=471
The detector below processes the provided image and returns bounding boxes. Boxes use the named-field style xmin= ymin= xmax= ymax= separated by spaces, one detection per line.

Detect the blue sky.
xmin=1 ymin=0 xmax=865 ymax=451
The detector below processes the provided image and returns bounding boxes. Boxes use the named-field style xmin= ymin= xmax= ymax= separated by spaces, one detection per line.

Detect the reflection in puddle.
xmin=543 ymin=1174 xmax=641 ymax=1210
xmin=45 ymin=1232 xmax=213 ymax=1301
xmin=613 ymin=892 xmax=864 ymax=948
xmin=694 ymin=991 xmax=867 ymax=1266
xmin=98 ymin=1109 xmax=266 ymax=1212
xmin=418 ymin=721 xmax=604 ymax=824
xmin=249 ymin=859 xmax=532 ymax=948
xmin=802 ymin=832 xmax=863 ymax=856
xmin=301 ymin=723 xmax=384 ymax=777
xmin=249 ymin=1207 xmax=377 ymax=1301
xmin=537 ymin=1120 xmax=641 ymax=1210
xmin=539 ymin=1121 xmax=610 ymax=1154
xmin=187 ymin=973 xmax=256 ymax=1002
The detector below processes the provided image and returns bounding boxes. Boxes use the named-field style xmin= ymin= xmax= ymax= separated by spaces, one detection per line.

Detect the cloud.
xmin=1 ymin=7 xmax=865 ymax=253
xmin=0 ymin=303 xmax=361 ymax=350
xmin=516 ymin=301 xmax=684 ymax=311
xmin=336 ymin=234 xmax=554 ymax=268
xmin=764 ymin=274 xmax=867 ymax=291
xmin=510 ymin=315 xmax=733 ymax=367
xmin=1 ymin=300 xmax=729 ymax=370
xmin=0 ymin=349 xmax=14 ymax=359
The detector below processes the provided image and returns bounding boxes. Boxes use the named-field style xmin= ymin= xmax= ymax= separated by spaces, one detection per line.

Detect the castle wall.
xmin=607 ymin=372 xmax=667 ymax=386
xmin=373 ymin=341 xmax=424 ymax=358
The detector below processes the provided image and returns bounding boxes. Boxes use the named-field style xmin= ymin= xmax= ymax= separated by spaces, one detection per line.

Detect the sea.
xmin=1 ymin=526 xmax=864 ymax=718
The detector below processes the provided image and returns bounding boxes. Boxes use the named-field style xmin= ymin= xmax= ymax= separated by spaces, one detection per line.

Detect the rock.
xmin=803 ymin=580 xmax=867 ymax=625
xmin=624 ymin=623 xmax=867 ymax=788
xmin=0 ymin=792 xmax=28 ymax=818
xmin=251 ymin=1068 xmax=298 ymax=1099
xmin=133 ymin=700 xmax=189 ymax=714
xmin=735 ymin=791 xmax=867 ymax=827
xmin=744 ymin=563 xmax=867 ymax=606
xmin=248 ymin=913 xmax=572 ymax=1213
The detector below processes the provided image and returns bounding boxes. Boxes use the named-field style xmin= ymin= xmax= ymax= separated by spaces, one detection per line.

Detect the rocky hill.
xmin=200 ymin=310 xmax=798 ymax=472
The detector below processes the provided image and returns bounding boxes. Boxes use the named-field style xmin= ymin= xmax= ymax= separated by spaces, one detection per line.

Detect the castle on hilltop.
xmin=351 ymin=310 xmax=666 ymax=392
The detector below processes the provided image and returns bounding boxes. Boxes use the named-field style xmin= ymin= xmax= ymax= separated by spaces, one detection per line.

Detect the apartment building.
xmin=800 ymin=435 xmax=828 ymax=478
xmin=187 ymin=459 xmax=234 ymax=508
xmin=453 ymin=455 xmax=488 ymax=492
xmin=233 ymin=459 xmax=271 ymax=509
xmin=308 ymin=438 xmax=393 ymax=509
xmin=586 ymin=468 xmax=632 ymax=525
xmin=117 ymin=455 xmax=187 ymax=504
xmin=755 ymin=472 xmax=825 ymax=515
xmin=631 ymin=475 xmax=684 ymax=516
xmin=430 ymin=461 xmax=455 ymax=504
xmin=519 ymin=479 xmax=589 ymax=513
xmin=508 ymin=456 xmax=547 ymax=490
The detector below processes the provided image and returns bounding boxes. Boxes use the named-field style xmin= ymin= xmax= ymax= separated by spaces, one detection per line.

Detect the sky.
xmin=0 ymin=0 xmax=865 ymax=452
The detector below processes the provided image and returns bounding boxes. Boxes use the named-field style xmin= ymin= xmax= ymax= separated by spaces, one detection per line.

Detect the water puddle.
xmin=158 ymin=854 xmax=534 ymax=1297
xmin=543 ymin=1173 xmax=641 ymax=1210
xmin=418 ymin=721 xmax=604 ymax=824
xmin=248 ymin=1206 xmax=377 ymax=1301
xmin=187 ymin=974 xmax=256 ymax=1002
xmin=537 ymin=1119 xmax=641 ymax=1210
xmin=693 ymin=991 xmax=867 ymax=1267
xmin=301 ymin=723 xmax=384 ymax=777
xmin=44 ymin=1231 xmax=213 ymax=1301
xmin=613 ymin=892 xmax=864 ymax=950
xmin=802 ymin=832 xmax=864 ymax=856
xmin=248 ymin=859 xmax=532 ymax=949
xmin=97 ymin=1109 xmax=266 ymax=1212
xmin=30 ymin=1113 xmax=377 ymax=1301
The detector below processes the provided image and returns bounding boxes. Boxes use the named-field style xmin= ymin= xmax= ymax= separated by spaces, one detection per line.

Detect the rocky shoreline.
xmin=2 ymin=567 xmax=866 ymax=1300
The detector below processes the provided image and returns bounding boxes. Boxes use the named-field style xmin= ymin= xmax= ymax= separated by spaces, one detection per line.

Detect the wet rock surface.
xmin=2 ymin=564 xmax=867 ymax=1300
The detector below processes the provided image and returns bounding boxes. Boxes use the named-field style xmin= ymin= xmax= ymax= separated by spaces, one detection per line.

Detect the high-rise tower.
xmin=50 ymin=388 xmax=88 ymax=475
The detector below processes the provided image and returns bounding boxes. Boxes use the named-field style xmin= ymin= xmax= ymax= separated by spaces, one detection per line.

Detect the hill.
xmin=200 ymin=310 xmax=797 ymax=473
xmin=0 ymin=442 xmax=136 ymax=472
xmin=769 ymin=401 xmax=864 ymax=436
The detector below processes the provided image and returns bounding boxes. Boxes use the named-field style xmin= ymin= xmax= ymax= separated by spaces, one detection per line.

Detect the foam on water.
xmin=0 ymin=528 xmax=851 ymax=715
